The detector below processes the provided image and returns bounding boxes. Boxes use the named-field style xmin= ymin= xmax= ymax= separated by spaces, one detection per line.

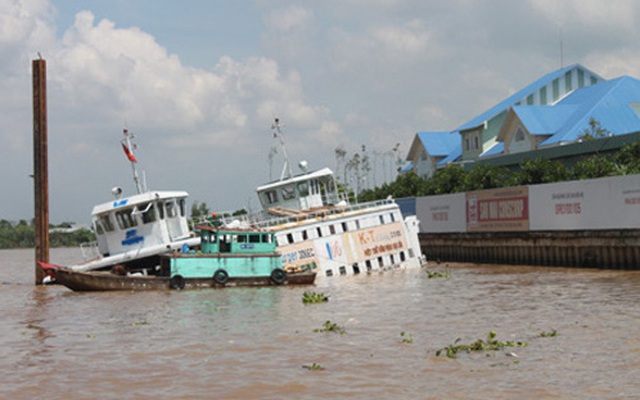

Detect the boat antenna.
xmin=271 ymin=118 xmax=293 ymax=180
xmin=120 ymin=128 xmax=146 ymax=194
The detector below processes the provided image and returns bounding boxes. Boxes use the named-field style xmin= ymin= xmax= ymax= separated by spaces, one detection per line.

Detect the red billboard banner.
xmin=467 ymin=187 xmax=529 ymax=232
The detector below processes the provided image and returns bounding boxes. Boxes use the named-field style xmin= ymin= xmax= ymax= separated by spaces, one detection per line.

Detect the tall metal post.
xmin=33 ymin=58 xmax=49 ymax=285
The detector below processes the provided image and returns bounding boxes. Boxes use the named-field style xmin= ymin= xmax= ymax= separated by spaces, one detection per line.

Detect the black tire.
xmin=270 ymin=268 xmax=286 ymax=285
xmin=213 ymin=269 xmax=229 ymax=285
xmin=170 ymin=274 xmax=185 ymax=290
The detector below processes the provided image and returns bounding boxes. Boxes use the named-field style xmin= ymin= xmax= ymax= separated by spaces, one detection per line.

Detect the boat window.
xmin=207 ymin=232 xmax=217 ymax=244
xmin=365 ymin=260 xmax=372 ymax=271
xmin=265 ymin=190 xmax=278 ymax=205
xmin=316 ymin=227 xmax=323 ymax=237
xmin=297 ymin=181 xmax=309 ymax=197
xmin=99 ymin=215 xmax=115 ymax=232
xmin=325 ymin=269 xmax=333 ymax=277
xmin=287 ymin=233 xmax=294 ymax=244
xmin=341 ymin=222 xmax=348 ymax=232
xmin=379 ymin=215 xmax=385 ymax=225
xmin=166 ymin=202 xmax=177 ymax=218
xmin=302 ymin=230 xmax=308 ymax=240
xmin=178 ymin=199 xmax=186 ymax=217
xmin=339 ymin=266 xmax=347 ymax=275
xmin=378 ymin=256 xmax=384 ymax=268
xmin=355 ymin=220 xmax=361 ymax=230
xmin=94 ymin=220 xmax=104 ymax=235
xmin=400 ymin=251 xmax=406 ymax=262
xmin=158 ymin=202 xmax=165 ymax=219
xmin=237 ymin=234 xmax=247 ymax=243
xmin=352 ymin=263 xmax=360 ymax=274
xmin=140 ymin=203 xmax=156 ymax=224
xmin=329 ymin=225 xmax=336 ymax=235
xmin=390 ymin=254 xmax=395 ymax=265
xmin=249 ymin=234 xmax=260 ymax=243
xmin=281 ymin=184 xmax=296 ymax=200
xmin=116 ymin=208 xmax=138 ymax=229
xmin=262 ymin=234 xmax=272 ymax=243
xmin=390 ymin=212 xmax=395 ymax=222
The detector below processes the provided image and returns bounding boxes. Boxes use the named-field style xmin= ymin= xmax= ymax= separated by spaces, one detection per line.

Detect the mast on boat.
xmin=120 ymin=128 xmax=146 ymax=194
xmin=271 ymin=118 xmax=294 ymax=181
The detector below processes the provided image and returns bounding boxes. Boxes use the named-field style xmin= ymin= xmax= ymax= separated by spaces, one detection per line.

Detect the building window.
xmin=578 ymin=70 xmax=585 ymax=88
xmin=473 ymin=136 xmax=479 ymax=149
xmin=515 ymin=128 xmax=525 ymax=142
xmin=526 ymin=94 xmax=534 ymax=105
xmin=553 ymin=79 xmax=560 ymax=101
xmin=540 ymin=86 xmax=547 ymax=105
xmin=590 ymin=76 xmax=597 ymax=85
xmin=565 ymin=71 xmax=572 ymax=92
xmin=465 ymin=137 xmax=470 ymax=151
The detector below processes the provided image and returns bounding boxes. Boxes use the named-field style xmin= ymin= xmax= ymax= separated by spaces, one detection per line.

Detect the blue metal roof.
xmin=437 ymin=143 xmax=462 ymax=165
xmin=416 ymin=131 xmax=459 ymax=156
xmin=500 ymin=76 xmax=640 ymax=146
xmin=512 ymin=105 xmax=579 ymax=135
xmin=456 ymin=64 xmax=598 ymax=132
xmin=540 ymin=75 xmax=640 ymax=145
xmin=480 ymin=142 xmax=504 ymax=157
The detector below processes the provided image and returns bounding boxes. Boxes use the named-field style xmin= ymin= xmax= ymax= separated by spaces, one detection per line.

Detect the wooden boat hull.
xmin=45 ymin=265 xmax=316 ymax=292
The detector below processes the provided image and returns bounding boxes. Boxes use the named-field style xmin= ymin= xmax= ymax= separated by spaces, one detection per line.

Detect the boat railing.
xmin=80 ymin=241 xmax=101 ymax=261
xmin=215 ymin=198 xmax=396 ymax=229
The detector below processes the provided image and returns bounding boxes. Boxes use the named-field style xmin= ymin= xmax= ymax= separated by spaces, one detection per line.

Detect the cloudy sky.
xmin=2 ymin=0 xmax=640 ymax=224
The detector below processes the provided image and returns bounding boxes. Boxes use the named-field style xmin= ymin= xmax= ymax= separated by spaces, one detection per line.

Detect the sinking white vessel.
xmin=216 ymin=119 xmax=425 ymax=279
xmin=68 ymin=129 xmax=199 ymax=272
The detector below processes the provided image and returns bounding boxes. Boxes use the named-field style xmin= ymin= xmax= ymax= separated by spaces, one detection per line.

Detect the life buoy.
xmin=170 ymin=274 xmax=185 ymax=290
xmin=270 ymin=268 xmax=286 ymax=285
xmin=213 ymin=269 xmax=229 ymax=285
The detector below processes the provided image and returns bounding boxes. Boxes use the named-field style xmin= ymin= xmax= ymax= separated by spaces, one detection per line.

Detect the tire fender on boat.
xmin=213 ymin=269 xmax=229 ymax=285
xmin=270 ymin=268 xmax=286 ymax=285
xmin=170 ymin=274 xmax=185 ymax=290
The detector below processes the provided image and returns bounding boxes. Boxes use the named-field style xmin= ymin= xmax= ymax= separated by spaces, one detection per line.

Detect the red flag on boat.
xmin=121 ymin=143 xmax=137 ymax=163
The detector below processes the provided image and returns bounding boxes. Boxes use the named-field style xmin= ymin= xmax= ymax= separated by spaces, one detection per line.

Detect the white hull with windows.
xmin=216 ymin=118 xmax=425 ymax=279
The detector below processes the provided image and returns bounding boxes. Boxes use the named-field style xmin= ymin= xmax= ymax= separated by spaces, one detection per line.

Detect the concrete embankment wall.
xmin=420 ymin=230 xmax=640 ymax=269
xmin=399 ymin=174 xmax=640 ymax=269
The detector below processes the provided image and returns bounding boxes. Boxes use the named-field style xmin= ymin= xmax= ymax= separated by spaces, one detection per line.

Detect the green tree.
xmin=613 ymin=142 xmax=640 ymax=174
xmin=190 ymin=201 xmax=210 ymax=221
xmin=424 ymin=164 xmax=468 ymax=195
xmin=462 ymin=164 xmax=513 ymax=191
xmin=571 ymin=155 xmax=618 ymax=180
xmin=578 ymin=118 xmax=611 ymax=141
xmin=514 ymin=158 xmax=568 ymax=185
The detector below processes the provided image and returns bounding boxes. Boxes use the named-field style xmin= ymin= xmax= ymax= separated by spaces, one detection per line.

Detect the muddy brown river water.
xmin=1 ymin=248 xmax=639 ymax=399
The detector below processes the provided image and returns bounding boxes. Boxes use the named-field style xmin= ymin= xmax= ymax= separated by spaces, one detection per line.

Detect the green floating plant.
xmin=302 ymin=363 xmax=325 ymax=371
xmin=436 ymin=331 xmax=527 ymax=359
xmin=313 ymin=320 xmax=346 ymax=334
xmin=540 ymin=329 xmax=559 ymax=337
xmin=401 ymin=331 xmax=414 ymax=344
xmin=302 ymin=291 xmax=329 ymax=304
xmin=424 ymin=268 xmax=450 ymax=279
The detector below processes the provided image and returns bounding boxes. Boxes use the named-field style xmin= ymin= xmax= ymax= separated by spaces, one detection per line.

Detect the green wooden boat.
xmin=41 ymin=225 xmax=316 ymax=291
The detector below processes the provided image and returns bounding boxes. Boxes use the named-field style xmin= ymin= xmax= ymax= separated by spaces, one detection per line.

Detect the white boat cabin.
xmin=90 ymin=191 xmax=192 ymax=258
xmin=256 ymin=167 xmax=341 ymax=212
